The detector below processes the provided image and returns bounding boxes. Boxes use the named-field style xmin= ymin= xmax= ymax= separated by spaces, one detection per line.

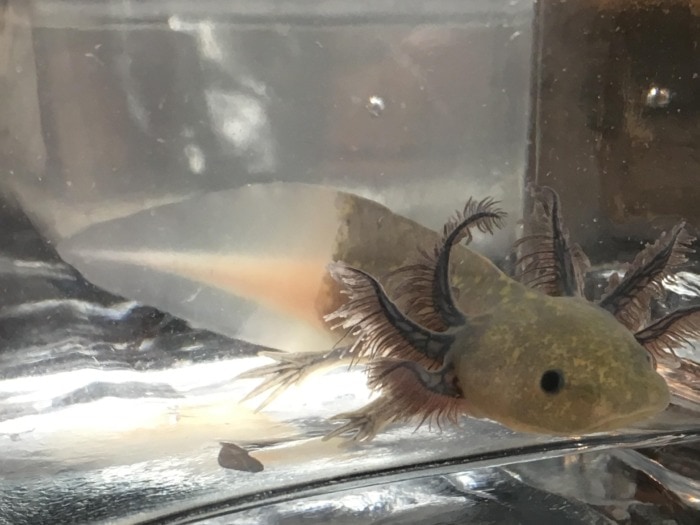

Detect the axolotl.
xmin=240 ymin=186 xmax=699 ymax=441
xmin=58 ymin=183 xmax=698 ymax=441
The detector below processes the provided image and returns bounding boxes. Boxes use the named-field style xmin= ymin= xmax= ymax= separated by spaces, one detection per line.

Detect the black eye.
xmin=540 ymin=369 xmax=565 ymax=394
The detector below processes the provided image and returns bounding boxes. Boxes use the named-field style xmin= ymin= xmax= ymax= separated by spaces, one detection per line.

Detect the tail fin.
xmin=57 ymin=183 xmax=346 ymax=352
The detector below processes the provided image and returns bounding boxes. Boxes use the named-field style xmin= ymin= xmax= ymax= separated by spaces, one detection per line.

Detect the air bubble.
xmin=645 ymin=85 xmax=672 ymax=108
xmin=366 ymin=96 xmax=385 ymax=117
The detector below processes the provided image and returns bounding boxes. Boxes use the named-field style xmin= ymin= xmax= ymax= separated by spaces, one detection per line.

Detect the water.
xmin=2 ymin=0 xmax=532 ymax=249
xmin=1 ymin=190 xmax=700 ymax=524
xmin=2 ymin=1 xmax=700 ymax=524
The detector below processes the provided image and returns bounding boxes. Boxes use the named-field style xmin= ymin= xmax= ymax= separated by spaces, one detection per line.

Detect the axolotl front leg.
xmin=322 ymin=265 xmax=468 ymax=441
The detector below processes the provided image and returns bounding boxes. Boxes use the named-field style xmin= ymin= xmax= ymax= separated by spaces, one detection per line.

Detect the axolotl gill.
xmin=243 ymin=186 xmax=699 ymax=441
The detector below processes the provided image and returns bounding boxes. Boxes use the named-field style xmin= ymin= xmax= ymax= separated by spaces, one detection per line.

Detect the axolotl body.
xmin=59 ymin=183 xmax=691 ymax=440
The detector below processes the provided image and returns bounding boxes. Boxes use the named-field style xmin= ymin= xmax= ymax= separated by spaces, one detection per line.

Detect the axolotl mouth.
xmin=581 ymin=373 xmax=671 ymax=435
xmin=510 ymin=368 xmax=672 ymax=437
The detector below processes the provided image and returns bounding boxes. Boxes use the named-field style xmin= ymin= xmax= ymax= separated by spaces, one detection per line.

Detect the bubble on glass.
xmin=184 ymin=143 xmax=206 ymax=174
xmin=645 ymin=85 xmax=672 ymax=109
xmin=366 ymin=96 xmax=386 ymax=117
xmin=205 ymin=89 xmax=276 ymax=173
xmin=195 ymin=21 xmax=224 ymax=63
xmin=167 ymin=15 xmax=183 ymax=31
xmin=167 ymin=16 xmax=223 ymax=63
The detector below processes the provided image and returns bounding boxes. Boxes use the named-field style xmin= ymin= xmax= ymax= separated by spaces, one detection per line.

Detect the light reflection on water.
xmin=1 ymin=232 xmax=700 ymax=523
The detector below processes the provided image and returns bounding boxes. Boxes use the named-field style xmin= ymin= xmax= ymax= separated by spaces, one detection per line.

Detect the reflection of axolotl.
xmin=240 ymin=185 xmax=700 ymax=441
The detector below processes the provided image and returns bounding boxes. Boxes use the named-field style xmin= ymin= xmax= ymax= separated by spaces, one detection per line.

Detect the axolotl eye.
xmin=540 ymin=369 xmax=565 ymax=395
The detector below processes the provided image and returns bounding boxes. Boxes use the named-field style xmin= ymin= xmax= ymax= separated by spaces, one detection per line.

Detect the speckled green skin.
xmin=332 ymin=192 xmax=512 ymax=317
xmin=333 ymin=193 xmax=670 ymax=435
xmin=450 ymin=292 xmax=670 ymax=435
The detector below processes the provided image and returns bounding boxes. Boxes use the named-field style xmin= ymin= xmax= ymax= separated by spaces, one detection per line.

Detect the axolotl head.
xmin=454 ymin=294 xmax=670 ymax=435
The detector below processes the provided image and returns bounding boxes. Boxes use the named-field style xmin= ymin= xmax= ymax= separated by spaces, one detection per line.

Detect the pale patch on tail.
xmin=70 ymin=249 xmax=332 ymax=328
xmin=55 ymin=183 xmax=350 ymax=352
